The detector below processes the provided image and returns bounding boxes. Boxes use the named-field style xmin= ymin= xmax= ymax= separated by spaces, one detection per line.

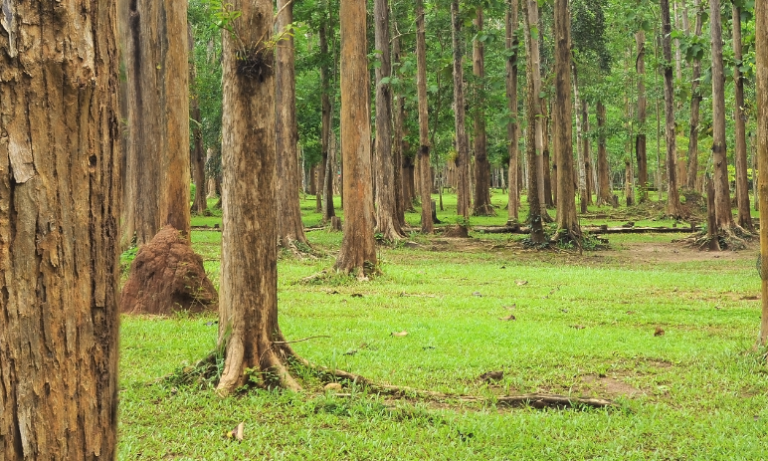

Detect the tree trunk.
xmin=523 ymin=0 xmax=545 ymax=242
xmin=553 ymin=0 xmax=579 ymax=237
xmin=416 ymin=0 xmax=434 ymax=233
xmin=661 ymin=0 xmax=684 ymax=216
xmin=582 ymin=100 xmax=593 ymax=206
xmin=276 ymin=0 xmax=309 ymax=248
xmin=543 ymin=104 xmax=554 ymax=207
xmin=506 ymin=0 xmax=520 ymax=223
xmin=0 ymin=1 xmax=121 ymax=456
xmin=122 ymin=0 xmax=190 ymax=244
xmin=625 ymin=159 xmax=635 ymax=206
xmin=472 ymin=8 xmax=494 ymax=216
xmin=374 ymin=0 xmax=405 ymax=239
xmin=189 ymin=24 xmax=207 ymax=215
xmin=709 ymin=0 xmax=734 ymax=229
xmin=597 ymin=101 xmax=612 ymax=205
xmin=756 ymin=0 xmax=768 ymax=344
xmin=732 ymin=5 xmax=753 ymax=230
xmin=217 ymin=0 xmax=301 ymax=397
xmin=452 ymin=0 xmax=471 ymax=221
xmin=318 ymin=19 xmax=332 ymax=218
xmin=635 ymin=29 xmax=649 ymax=202
xmin=336 ymin=0 xmax=377 ymax=276
xmin=686 ymin=0 xmax=704 ymax=190
xmin=392 ymin=25 xmax=406 ymax=228
xmin=574 ymin=76 xmax=588 ymax=213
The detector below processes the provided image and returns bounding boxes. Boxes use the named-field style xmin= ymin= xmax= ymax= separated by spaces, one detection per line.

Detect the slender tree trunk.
xmin=318 ymin=20 xmax=331 ymax=217
xmin=582 ymin=100 xmax=593 ymax=206
xmin=757 ymin=0 xmax=768 ymax=342
xmin=686 ymin=0 xmax=704 ymax=190
xmin=661 ymin=0 xmax=684 ymax=216
xmin=543 ymin=105 xmax=554 ymax=207
xmin=0 ymin=2 xmax=121 ymax=456
xmin=597 ymin=101 xmax=612 ymax=205
xmin=416 ymin=0 xmax=434 ymax=232
xmin=674 ymin=2 xmax=684 ymax=82
xmin=553 ymin=0 xmax=578 ymax=237
xmin=452 ymin=0 xmax=471 ymax=221
xmin=574 ymin=75 xmax=587 ymax=213
xmin=336 ymin=0 xmax=377 ymax=276
xmin=635 ymin=30 xmax=649 ymax=202
xmin=276 ymin=0 xmax=309 ymax=247
xmin=709 ymin=0 xmax=734 ymax=229
xmin=523 ymin=0 xmax=545 ymax=242
xmin=374 ymin=0 xmax=405 ymax=239
xmin=189 ymin=24 xmax=207 ymax=215
xmin=472 ymin=8 xmax=494 ymax=216
xmin=123 ymin=0 xmax=190 ymax=244
xmin=733 ymin=5 xmax=753 ymax=230
xmin=392 ymin=23 xmax=406 ymax=228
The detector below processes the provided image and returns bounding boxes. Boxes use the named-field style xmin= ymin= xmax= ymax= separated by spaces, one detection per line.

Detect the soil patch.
xmin=603 ymin=241 xmax=755 ymax=265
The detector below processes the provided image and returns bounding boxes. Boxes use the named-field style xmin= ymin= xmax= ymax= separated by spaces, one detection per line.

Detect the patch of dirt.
xmin=603 ymin=241 xmax=756 ymax=265
xmin=580 ymin=375 xmax=644 ymax=398
xmin=121 ymin=226 xmax=218 ymax=315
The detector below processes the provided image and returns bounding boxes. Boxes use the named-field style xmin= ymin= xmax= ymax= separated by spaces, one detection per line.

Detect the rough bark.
xmin=506 ymin=0 xmax=520 ymax=222
xmin=686 ymin=0 xmax=704 ymax=190
xmin=217 ymin=0 xmax=300 ymax=396
xmin=661 ymin=0 xmax=684 ymax=216
xmin=523 ymin=0 xmax=545 ymax=242
xmin=472 ymin=8 xmax=494 ymax=216
xmin=635 ymin=30 xmax=649 ymax=202
xmin=416 ymin=0 xmax=434 ymax=232
xmin=756 ymin=0 xmax=768 ymax=344
xmin=391 ymin=25 xmax=406 ymax=228
xmin=452 ymin=0 xmax=471 ymax=221
xmin=597 ymin=102 xmax=612 ymax=205
xmin=189 ymin=24 xmax=207 ymax=215
xmin=574 ymin=76 xmax=588 ymax=213
xmin=276 ymin=0 xmax=310 ymax=248
xmin=336 ymin=0 xmax=377 ymax=276
xmin=122 ymin=0 xmax=191 ymax=245
xmin=0 ymin=1 xmax=121 ymax=456
xmin=709 ymin=0 xmax=734 ymax=229
xmin=732 ymin=5 xmax=753 ymax=230
xmin=553 ymin=0 xmax=579 ymax=237
xmin=319 ymin=19 xmax=334 ymax=219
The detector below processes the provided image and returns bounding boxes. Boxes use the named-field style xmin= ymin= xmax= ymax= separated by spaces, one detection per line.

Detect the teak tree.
xmin=756 ymin=0 xmax=768 ymax=345
xmin=635 ymin=27 xmax=649 ymax=202
xmin=506 ymin=0 xmax=521 ymax=223
xmin=189 ymin=24 xmax=208 ymax=215
xmin=686 ymin=0 xmax=704 ymax=190
xmin=416 ymin=0 xmax=435 ymax=233
xmin=661 ymin=0 xmax=684 ymax=217
xmin=0 ymin=1 xmax=121 ymax=457
xmin=732 ymin=3 xmax=753 ymax=230
xmin=217 ymin=0 xmax=300 ymax=395
xmin=336 ymin=0 xmax=377 ymax=277
xmin=473 ymin=8 xmax=495 ymax=216
xmin=452 ymin=0 xmax=471 ymax=221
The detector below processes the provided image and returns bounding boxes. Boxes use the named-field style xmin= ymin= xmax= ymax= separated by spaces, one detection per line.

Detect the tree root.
xmin=678 ymin=225 xmax=755 ymax=251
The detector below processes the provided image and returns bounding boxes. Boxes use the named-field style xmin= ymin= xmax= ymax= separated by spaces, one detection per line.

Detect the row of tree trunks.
xmin=276 ymin=0 xmax=310 ymax=248
xmin=0 ymin=1 xmax=121 ymax=457
xmin=452 ymin=0 xmax=471 ymax=221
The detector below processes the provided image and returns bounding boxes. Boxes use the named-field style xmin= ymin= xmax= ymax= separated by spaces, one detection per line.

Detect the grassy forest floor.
xmin=119 ymin=191 xmax=767 ymax=460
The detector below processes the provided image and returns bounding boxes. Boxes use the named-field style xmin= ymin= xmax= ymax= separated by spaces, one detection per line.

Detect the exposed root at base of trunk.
xmin=279 ymin=237 xmax=321 ymax=259
xmin=472 ymin=204 xmax=497 ymax=217
xmin=678 ymin=226 xmax=754 ymax=251
xmin=297 ymin=361 xmax=615 ymax=410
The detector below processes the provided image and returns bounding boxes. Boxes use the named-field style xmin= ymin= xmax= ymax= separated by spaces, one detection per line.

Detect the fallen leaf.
xmin=516 ymin=280 xmax=528 ymax=286
xmin=228 ymin=422 xmax=245 ymax=441
xmin=561 ymin=309 xmax=569 ymax=313
xmin=503 ymin=304 xmax=516 ymax=310
xmin=571 ymin=325 xmax=586 ymax=330
xmin=472 ymin=291 xmax=483 ymax=297
xmin=499 ymin=314 xmax=516 ymax=321
xmin=391 ymin=331 xmax=408 ymax=337
xmin=324 ymin=383 xmax=343 ymax=392
xmin=626 ymin=311 xmax=635 ymax=315
xmin=479 ymin=371 xmax=504 ymax=382
xmin=343 ymin=349 xmax=357 ymax=356
xmin=351 ymin=293 xmax=364 ymax=298
xmin=654 ymin=327 xmax=665 ymax=337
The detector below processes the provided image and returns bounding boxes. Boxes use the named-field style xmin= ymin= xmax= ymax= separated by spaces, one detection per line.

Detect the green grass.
xmin=119 ymin=201 xmax=768 ymax=459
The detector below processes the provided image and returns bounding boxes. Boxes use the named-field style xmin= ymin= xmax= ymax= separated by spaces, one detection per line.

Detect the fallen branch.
xmin=272 ymin=335 xmax=330 ymax=345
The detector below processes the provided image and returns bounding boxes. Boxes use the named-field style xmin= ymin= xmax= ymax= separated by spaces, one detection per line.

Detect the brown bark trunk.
xmin=472 ymin=8 xmax=494 ymax=216
xmin=543 ymin=105 xmax=554 ymax=207
xmin=709 ymin=0 xmax=734 ymax=229
xmin=686 ymin=0 xmax=704 ymax=190
xmin=733 ymin=5 xmax=753 ymax=230
xmin=336 ymin=0 xmax=377 ymax=276
xmin=523 ymin=0 xmax=545 ymax=242
xmin=217 ymin=0 xmax=300 ymax=396
xmin=597 ymin=102 xmax=612 ymax=205
xmin=374 ymin=0 xmax=405 ymax=239
xmin=506 ymin=0 xmax=520 ymax=223
xmin=635 ymin=30 xmax=649 ymax=202
xmin=189 ymin=24 xmax=207 ymax=215
xmin=553 ymin=0 xmax=578 ymax=236
xmin=319 ymin=19 xmax=333 ymax=219
xmin=452 ymin=0 xmax=471 ymax=221
xmin=416 ymin=0 xmax=434 ymax=232
xmin=309 ymin=165 xmax=317 ymax=195
xmin=392 ymin=27 xmax=406 ymax=228
xmin=661 ymin=0 xmax=684 ymax=216
xmin=276 ymin=0 xmax=309 ymax=247
xmin=625 ymin=159 xmax=635 ymax=206
xmin=582 ymin=101 xmax=593 ymax=206
xmin=123 ymin=0 xmax=191 ymax=244
xmin=755 ymin=0 xmax=768 ymax=345
xmin=0 ymin=1 xmax=121 ymax=456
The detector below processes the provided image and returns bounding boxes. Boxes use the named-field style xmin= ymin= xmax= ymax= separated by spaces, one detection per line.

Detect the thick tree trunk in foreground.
xmin=506 ymin=0 xmax=520 ymax=222
xmin=123 ymin=0 xmax=190 ymax=244
xmin=452 ymin=0 xmax=471 ymax=221
xmin=755 ymin=0 xmax=768 ymax=345
xmin=336 ymin=0 xmax=377 ymax=276
xmin=523 ymin=0 xmax=545 ymax=242
xmin=732 ymin=5 xmax=753 ymax=230
xmin=218 ymin=0 xmax=300 ymax=396
xmin=686 ymin=0 xmax=704 ymax=190
xmin=473 ymin=8 xmax=494 ymax=216
xmin=635 ymin=30 xmax=649 ymax=202
xmin=661 ymin=0 xmax=684 ymax=216
xmin=416 ymin=0 xmax=434 ymax=232
xmin=597 ymin=101 xmax=612 ymax=205
xmin=0 ymin=1 xmax=120 ymax=456
xmin=709 ymin=0 xmax=734 ymax=229
xmin=190 ymin=25 xmax=207 ymax=215
xmin=553 ymin=0 xmax=579 ymax=237
xmin=276 ymin=0 xmax=309 ymax=248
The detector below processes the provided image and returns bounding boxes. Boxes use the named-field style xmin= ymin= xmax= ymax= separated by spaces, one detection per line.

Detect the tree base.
xmin=120 ymin=226 xmax=218 ymax=315
xmin=442 ymin=225 xmax=470 ymax=238
xmin=472 ymin=204 xmax=497 ymax=217
xmin=679 ymin=226 xmax=754 ymax=251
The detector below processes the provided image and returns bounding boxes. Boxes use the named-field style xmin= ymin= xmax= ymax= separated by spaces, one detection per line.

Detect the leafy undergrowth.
xmin=119 ymin=222 xmax=768 ymax=459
